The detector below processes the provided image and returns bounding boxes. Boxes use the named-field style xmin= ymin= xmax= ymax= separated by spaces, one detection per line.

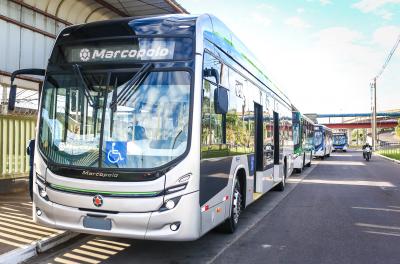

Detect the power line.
xmin=374 ymin=31 xmax=400 ymax=79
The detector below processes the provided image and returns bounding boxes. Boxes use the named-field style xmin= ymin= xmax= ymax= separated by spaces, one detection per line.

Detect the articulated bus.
xmin=332 ymin=132 xmax=348 ymax=152
xmin=9 ymin=14 xmax=298 ymax=241
xmin=313 ymin=125 xmax=333 ymax=159
xmin=292 ymin=112 xmax=314 ymax=172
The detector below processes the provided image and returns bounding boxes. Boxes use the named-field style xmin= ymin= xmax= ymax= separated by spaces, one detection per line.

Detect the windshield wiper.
xmin=72 ymin=64 xmax=96 ymax=107
xmin=109 ymin=62 xmax=153 ymax=110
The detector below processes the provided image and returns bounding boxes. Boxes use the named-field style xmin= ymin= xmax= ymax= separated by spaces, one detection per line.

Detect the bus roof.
xmin=58 ymin=14 xmax=294 ymax=108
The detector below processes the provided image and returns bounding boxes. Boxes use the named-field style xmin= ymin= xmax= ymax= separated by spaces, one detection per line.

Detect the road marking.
xmin=0 ymin=226 xmax=42 ymax=239
xmin=0 ymin=221 xmax=53 ymax=236
xmin=0 ymin=206 xmax=20 ymax=212
xmin=81 ymin=245 xmax=117 ymax=255
xmin=0 ymin=238 xmax=26 ymax=248
xmin=356 ymin=223 xmax=400 ymax=230
xmin=364 ymin=230 xmax=400 ymax=237
xmin=63 ymin=253 xmax=100 ymax=264
xmin=317 ymin=161 xmax=366 ymax=166
xmin=87 ymin=241 xmax=125 ymax=251
xmin=0 ymin=216 xmax=60 ymax=232
xmin=54 ymin=257 xmax=80 ymax=264
xmin=207 ymin=164 xmax=318 ymax=264
xmin=289 ymin=179 xmax=395 ymax=187
xmin=72 ymin=249 xmax=109 ymax=260
xmin=0 ymin=231 xmax=34 ymax=243
xmin=352 ymin=207 xmax=400 ymax=213
xmin=94 ymin=238 xmax=130 ymax=247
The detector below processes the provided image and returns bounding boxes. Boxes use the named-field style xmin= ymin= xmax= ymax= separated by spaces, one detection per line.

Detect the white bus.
xmin=9 ymin=14 xmax=296 ymax=241
xmin=313 ymin=125 xmax=333 ymax=159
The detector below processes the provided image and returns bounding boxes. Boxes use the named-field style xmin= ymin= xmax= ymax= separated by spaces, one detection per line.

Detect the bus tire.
xmin=219 ymin=177 xmax=242 ymax=233
xmin=306 ymin=153 xmax=312 ymax=167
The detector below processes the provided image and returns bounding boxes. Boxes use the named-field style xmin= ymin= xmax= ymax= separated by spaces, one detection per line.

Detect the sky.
xmin=177 ymin=0 xmax=400 ymax=114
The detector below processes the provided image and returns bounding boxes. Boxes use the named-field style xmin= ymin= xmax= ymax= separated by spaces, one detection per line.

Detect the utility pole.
xmin=371 ymin=78 xmax=377 ymax=150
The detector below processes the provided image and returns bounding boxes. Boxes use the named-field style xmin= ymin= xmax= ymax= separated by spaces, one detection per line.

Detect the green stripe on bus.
xmin=49 ymin=184 xmax=160 ymax=196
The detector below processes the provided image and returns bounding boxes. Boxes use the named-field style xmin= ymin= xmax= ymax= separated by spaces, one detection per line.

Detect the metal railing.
xmin=377 ymin=141 xmax=400 ymax=160
xmin=0 ymin=115 xmax=36 ymax=179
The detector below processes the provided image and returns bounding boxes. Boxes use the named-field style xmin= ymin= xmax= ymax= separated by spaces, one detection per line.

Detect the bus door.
xmin=254 ymin=103 xmax=263 ymax=192
xmin=273 ymin=111 xmax=281 ymax=181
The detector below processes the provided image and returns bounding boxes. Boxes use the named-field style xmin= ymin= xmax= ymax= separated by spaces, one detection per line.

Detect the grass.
xmin=377 ymin=148 xmax=400 ymax=161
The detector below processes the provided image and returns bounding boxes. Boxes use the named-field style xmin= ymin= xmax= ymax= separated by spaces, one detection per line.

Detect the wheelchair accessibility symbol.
xmin=105 ymin=141 xmax=127 ymax=165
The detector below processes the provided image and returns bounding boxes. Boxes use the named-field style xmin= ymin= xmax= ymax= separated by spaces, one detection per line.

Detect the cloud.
xmin=315 ymin=27 xmax=364 ymax=44
xmin=296 ymin=7 xmax=305 ymax=14
xmin=305 ymin=0 xmax=332 ymax=5
xmin=256 ymin=3 xmax=276 ymax=12
xmin=320 ymin=0 xmax=332 ymax=5
xmin=377 ymin=9 xmax=393 ymax=20
xmin=285 ymin=16 xmax=311 ymax=29
xmin=251 ymin=13 xmax=272 ymax=27
xmin=353 ymin=0 xmax=400 ymax=12
xmin=373 ymin=25 xmax=400 ymax=49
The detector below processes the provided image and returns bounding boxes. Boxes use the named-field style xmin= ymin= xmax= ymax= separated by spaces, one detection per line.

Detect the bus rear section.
xmin=333 ymin=132 xmax=348 ymax=152
xmin=292 ymin=112 xmax=314 ymax=171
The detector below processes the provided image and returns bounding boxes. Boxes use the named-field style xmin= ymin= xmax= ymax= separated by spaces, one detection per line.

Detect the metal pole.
xmin=371 ymin=78 xmax=377 ymax=151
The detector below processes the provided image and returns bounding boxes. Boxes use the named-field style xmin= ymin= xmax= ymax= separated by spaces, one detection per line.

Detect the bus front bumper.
xmin=333 ymin=145 xmax=347 ymax=150
xmin=33 ymin=191 xmax=201 ymax=241
xmin=314 ymin=149 xmax=325 ymax=157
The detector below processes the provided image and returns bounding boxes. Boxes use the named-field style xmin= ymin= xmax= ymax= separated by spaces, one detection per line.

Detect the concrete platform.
xmin=0 ymin=190 xmax=77 ymax=264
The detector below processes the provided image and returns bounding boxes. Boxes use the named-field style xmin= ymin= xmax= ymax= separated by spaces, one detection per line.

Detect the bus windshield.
xmin=333 ymin=135 xmax=347 ymax=145
xmin=38 ymin=70 xmax=191 ymax=170
xmin=314 ymin=131 xmax=323 ymax=146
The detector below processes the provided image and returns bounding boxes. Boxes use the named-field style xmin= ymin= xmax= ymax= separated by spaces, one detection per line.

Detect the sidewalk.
xmin=0 ymin=187 xmax=77 ymax=263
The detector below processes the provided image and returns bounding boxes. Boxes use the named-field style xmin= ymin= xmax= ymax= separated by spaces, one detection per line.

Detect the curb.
xmin=0 ymin=231 xmax=78 ymax=264
xmin=374 ymin=152 xmax=400 ymax=165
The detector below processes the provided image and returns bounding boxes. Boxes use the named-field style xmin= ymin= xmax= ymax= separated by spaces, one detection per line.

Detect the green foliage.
xmin=396 ymin=118 xmax=400 ymax=137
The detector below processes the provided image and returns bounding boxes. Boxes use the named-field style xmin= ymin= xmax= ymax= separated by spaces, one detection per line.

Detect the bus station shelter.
xmin=0 ymin=0 xmax=187 ymax=188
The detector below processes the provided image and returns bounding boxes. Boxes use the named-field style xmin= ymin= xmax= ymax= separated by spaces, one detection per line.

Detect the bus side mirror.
xmin=7 ymin=68 xmax=46 ymax=111
xmin=8 ymin=84 xmax=17 ymax=111
xmin=214 ymin=86 xmax=228 ymax=115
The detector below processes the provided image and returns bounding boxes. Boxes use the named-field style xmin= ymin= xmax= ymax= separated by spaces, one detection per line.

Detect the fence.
xmin=0 ymin=114 xmax=36 ymax=179
xmin=378 ymin=142 xmax=400 ymax=160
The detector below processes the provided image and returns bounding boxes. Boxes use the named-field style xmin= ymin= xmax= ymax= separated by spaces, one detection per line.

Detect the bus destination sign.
xmin=65 ymin=40 xmax=175 ymax=63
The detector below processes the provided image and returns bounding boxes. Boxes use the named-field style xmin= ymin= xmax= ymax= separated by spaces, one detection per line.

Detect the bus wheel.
xmin=219 ymin=178 xmax=242 ymax=233
xmin=306 ymin=153 xmax=312 ymax=167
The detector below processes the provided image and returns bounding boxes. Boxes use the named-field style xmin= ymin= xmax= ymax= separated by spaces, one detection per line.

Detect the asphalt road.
xmin=27 ymin=151 xmax=400 ymax=264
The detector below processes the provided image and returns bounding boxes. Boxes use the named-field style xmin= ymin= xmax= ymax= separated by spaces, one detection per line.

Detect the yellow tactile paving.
xmin=54 ymin=257 xmax=80 ymax=264
xmin=0 ymin=221 xmax=54 ymax=236
xmin=0 ymin=226 xmax=42 ymax=240
xmin=80 ymin=245 xmax=118 ymax=255
xmin=0 ymin=216 xmax=60 ymax=232
xmin=72 ymin=249 xmax=109 ymax=260
xmin=49 ymin=238 xmax=131 ymax=264
xmin=0 ymin=201 xmax=62 ymax=253
xmin=87 ymin=241 xmax=125 ymax=251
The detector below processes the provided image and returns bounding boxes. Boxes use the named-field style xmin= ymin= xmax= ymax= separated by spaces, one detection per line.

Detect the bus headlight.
xmin=165 ymin=183 xmax=187 ymax=194
xmin=160 ymin=196 xmax=181 ymax=212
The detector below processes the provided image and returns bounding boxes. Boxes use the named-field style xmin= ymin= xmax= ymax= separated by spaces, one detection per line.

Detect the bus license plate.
xmin=83 ymin=216 xmax=112 ymax=230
